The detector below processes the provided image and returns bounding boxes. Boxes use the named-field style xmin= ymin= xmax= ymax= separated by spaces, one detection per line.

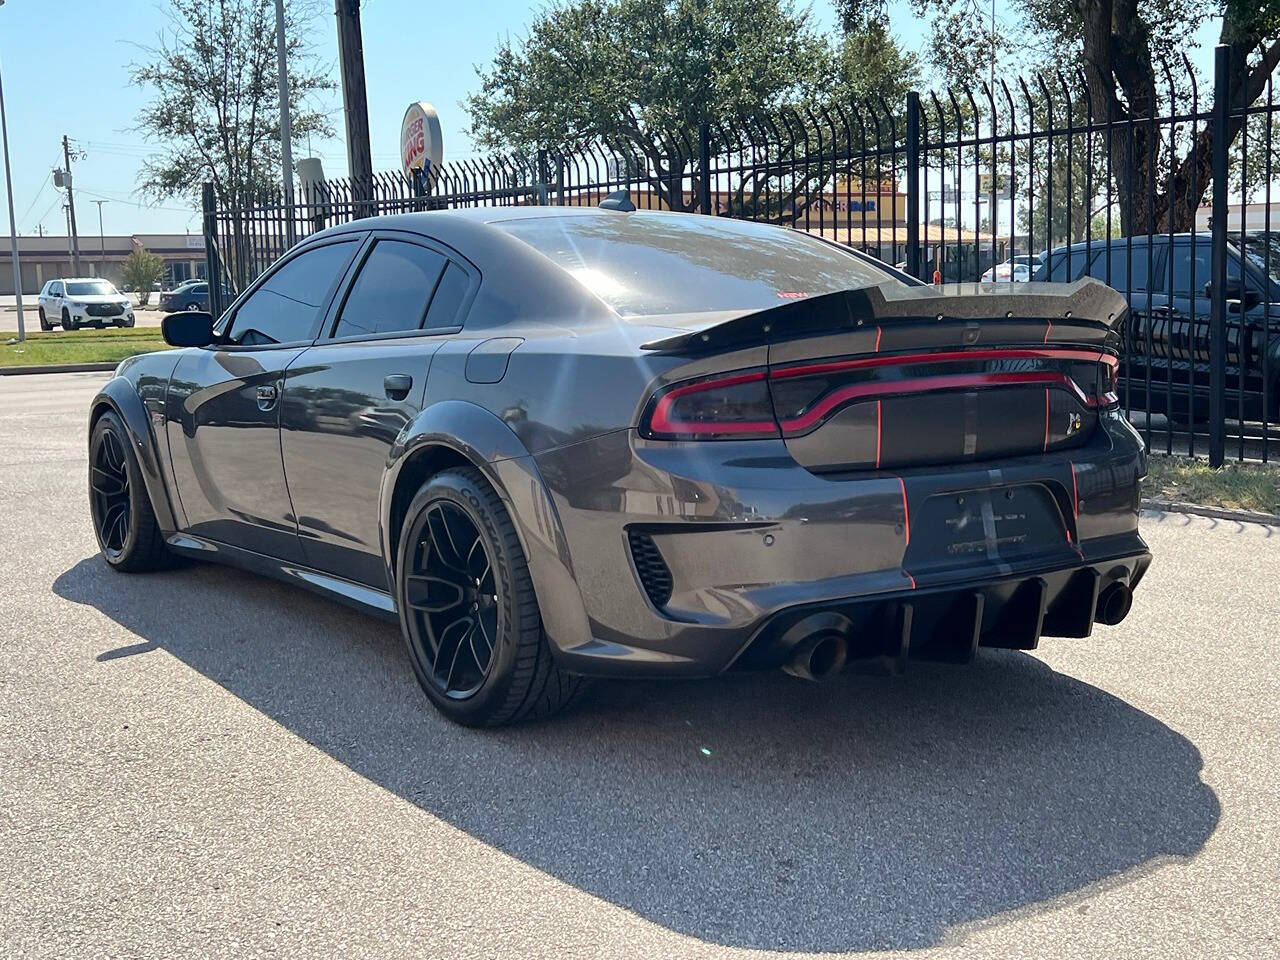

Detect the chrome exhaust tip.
xmin=778 ymin=612 xmax=851 ymax=682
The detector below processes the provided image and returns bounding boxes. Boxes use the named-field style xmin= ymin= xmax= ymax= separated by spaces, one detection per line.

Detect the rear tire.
xmin=89 ymin=410 xmax=173 ymax=573
xmin=38 ymin=307 xmax=51 ymax=331
xmin=395 ymin=466 xmax=582 ymax=726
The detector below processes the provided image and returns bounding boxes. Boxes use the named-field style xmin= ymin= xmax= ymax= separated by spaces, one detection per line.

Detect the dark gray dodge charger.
xmin=88 ymin=206 xmax=1151 ymax=725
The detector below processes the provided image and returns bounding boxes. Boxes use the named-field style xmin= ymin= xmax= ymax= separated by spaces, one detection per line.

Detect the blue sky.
xmin=0 ymin=0 xmax=1218 ymax=237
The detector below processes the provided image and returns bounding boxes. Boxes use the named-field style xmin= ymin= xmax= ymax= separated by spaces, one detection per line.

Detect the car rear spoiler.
xmin=638 ymin=279 xmax=1128 ymax=354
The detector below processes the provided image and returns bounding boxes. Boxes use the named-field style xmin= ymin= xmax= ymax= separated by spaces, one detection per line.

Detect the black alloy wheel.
xmin=88 ymin=411 xmax=171 ymax=572
xmin=396 ymin=467 xmax=582 ymax=726
xmin=90 ymin=426 xmax=131 ymax=559
xmin=404 ymin=500 xmax=500 ymax=699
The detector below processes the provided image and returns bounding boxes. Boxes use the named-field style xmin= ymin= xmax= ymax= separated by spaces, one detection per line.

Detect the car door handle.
xmin=384 ymin=374 xmax=413 ymax=400
xmin=256 ymin=384 xmax=279 ymax=410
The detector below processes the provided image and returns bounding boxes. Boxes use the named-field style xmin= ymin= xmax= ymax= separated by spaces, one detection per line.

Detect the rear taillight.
xmin=1099 ymin=354 xmax=1119 ymax=408
xmin=641 ymin=348 xmax=1121 ymax=441
xmin=641 ymin=370 xmax=780 ymax=440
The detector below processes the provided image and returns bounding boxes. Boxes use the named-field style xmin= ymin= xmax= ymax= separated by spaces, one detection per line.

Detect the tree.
xmin=121 ymin=249 xmax=165 ymax=306
xmin=464 ymin=0 xmax=917 ymax=214
xmin=132 ymin=0 xmax=333 ymax=211
xmin=913 ymin=0 xmax=1280 ymax=233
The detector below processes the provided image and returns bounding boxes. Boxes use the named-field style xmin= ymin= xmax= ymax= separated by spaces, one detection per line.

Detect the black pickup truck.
xmin=1032 ymin=233 xmax=1280 ymax=422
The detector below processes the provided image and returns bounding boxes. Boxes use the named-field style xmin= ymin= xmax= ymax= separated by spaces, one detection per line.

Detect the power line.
xmin=74 ymin=184 xmax=196 ymax=215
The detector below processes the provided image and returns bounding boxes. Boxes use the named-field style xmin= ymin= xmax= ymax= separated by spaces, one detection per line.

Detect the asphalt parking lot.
xmin=1 ymin=372 xmax=1277 ymax=959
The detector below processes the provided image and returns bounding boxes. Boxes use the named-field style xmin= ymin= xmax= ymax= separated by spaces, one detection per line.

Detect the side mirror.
xmin=1203 ymin=278 xmax=1245 ymax=300
xmin=161 ymin=310 xmax=216 ymax=348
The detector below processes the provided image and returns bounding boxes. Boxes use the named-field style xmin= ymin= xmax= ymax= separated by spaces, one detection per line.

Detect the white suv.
xmin=37 ymin=278 xmax=135 ymax=331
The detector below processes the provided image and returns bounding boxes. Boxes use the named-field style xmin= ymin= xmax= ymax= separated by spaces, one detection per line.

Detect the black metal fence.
xmin=206 ymin=44 xmax=1280 ymax=465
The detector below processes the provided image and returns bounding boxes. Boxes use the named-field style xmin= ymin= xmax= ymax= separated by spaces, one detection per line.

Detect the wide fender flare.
xmin=91 ymin=377 xmax=179 ymax=534
xmin=380 ymin=400 xmax=593 ymax=655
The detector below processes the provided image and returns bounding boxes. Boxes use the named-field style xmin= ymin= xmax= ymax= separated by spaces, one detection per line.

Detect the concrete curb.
xmin=1141 ymin=498 xmax=1280 ymax=527
xmin=0 ymin=362 xmax=118 ymax=376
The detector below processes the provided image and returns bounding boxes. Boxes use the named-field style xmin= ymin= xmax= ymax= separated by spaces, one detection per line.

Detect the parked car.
xmin=89 ymin=206 xmax=1150 ymax=725
xmin=158 ymin=280 xmax=232 ymax=313
xmin=1032 ymin=234 xmax=1280 ymax=422
xmin=981 ymin=253 xmax=1044 ymax=283
xmin=37 ymin=278 xmax=135 ymax=331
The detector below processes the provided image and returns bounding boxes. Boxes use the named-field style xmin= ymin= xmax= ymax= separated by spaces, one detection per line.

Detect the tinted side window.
xmin=1168 ymin=244 xmax=1245 ymax=296
xmin=229 ymin=241 xmax=358 ymax=346
xmin=1088 ymin=246 xmax=1158 ymax=292
xmin=423 ymin=262 xmax=471 ymax=329
xmin=333 ymin=240 xmax=446 ymax=338
xmin=1047 ymin=251 xmax=1093 ymax=282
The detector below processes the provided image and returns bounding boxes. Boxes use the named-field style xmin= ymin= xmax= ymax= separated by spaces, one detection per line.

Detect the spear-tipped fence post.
xmin=905 ymin=91 xmax=922 ymax=280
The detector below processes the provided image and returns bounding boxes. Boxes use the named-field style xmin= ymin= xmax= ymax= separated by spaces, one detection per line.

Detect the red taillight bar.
xmin=777 ymin=371 xmax=1093 ymax=435
xmin=644 ymin=347 xmax=1119 ymax=439
xmin=646 ymin=370 xmax=776 ymax=436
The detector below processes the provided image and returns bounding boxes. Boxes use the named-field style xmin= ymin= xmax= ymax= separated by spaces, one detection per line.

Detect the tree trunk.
xmin=1078 ymin=0 xmax=1280 ymax=235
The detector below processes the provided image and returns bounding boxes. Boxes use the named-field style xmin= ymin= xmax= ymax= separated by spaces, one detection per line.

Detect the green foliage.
xmin=120 ymin=249 xmax=165 ymax=306
xmin=0 ymin=328 xmax=169 ymax=368
xmin=465 ymin=0 xmax=834 ymax=153
xmin=466 ymin=0 xmax=917 ymax=152
xmin=912 ymin=0 xmax=1280 ymax=232
xmin=132 ymin=0 xmax=333 ymax=209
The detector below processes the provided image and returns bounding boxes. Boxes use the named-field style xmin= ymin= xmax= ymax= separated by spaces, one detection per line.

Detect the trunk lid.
xmin=642 ymin=279 xmax=1125 ymax=473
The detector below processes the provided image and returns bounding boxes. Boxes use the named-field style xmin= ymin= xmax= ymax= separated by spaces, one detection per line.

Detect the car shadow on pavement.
xmin=54 ymin=556 xmax=1219 ymax=954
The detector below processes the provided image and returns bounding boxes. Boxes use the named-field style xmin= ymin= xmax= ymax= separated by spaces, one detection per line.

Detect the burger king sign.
xmin=401 ymin=101 xmax=444 ymax=174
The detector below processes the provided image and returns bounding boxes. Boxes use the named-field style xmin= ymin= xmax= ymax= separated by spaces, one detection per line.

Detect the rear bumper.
xmin=526 ymin=410 xmax=1149 ymax=678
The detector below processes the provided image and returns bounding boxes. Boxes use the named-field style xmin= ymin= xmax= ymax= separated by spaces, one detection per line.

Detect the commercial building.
xmin=0 ymin=233 xmax=209 ymax=295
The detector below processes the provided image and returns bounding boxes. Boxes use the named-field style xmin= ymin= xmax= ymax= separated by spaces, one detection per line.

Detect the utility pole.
xmin=335 ymin=0 xmax=373 ymax=212
xmin=62 ymin=135 xmax=82 ymax=274
xmin=92 ymin=199 xmax=108 ymax=273
xmin=274 ymin=0 xmax=296 ymax=243
xmin=0 ymin=13 xmax=25 ymax=340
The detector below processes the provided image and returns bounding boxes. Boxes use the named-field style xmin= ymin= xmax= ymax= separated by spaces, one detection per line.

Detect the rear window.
xmin=495 ymin=213 xmax=894 ymax=317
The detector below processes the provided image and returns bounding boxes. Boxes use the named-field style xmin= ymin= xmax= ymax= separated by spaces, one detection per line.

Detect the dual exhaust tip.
xmin=778 ymin=580 xmax=1135 ymax=682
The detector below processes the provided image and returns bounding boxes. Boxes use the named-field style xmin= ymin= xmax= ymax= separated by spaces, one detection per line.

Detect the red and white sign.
xmin=401 ymin=102 xmax=443 ymax=174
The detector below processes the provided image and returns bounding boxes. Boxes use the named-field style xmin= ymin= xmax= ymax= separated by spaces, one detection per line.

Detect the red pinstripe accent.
xmin=875 ymin=400 xmax=882 ymax=468
xmin=1044 ymin=319 xmax=1053 ymax=344
xmin=1043 ymin=387 xmax=1050 ymax=452
xmin=898 ymin=477 xmax=910 ymax=546
xmin=904 ymin=570 xmax=917 ymax=589
xmin=874 ymin=325 xmax=882 ymax=352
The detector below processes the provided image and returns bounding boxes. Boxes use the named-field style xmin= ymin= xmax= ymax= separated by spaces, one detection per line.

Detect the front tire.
xmin=89 ymin=410 xmax=172 ymax=572
xmin=61 ymin=309 xmax=75 ymax=332
xmin=395 ymin=467 xmax=582 ymax=726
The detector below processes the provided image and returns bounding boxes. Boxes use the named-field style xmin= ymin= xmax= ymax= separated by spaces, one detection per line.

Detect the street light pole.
xmin=0 ymin=0 xmax=26 ymax=340
xmin=274 ymin=0 xmax=296 ymax=243
xmin=93 ymin=199 xmax=107 ymax=272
